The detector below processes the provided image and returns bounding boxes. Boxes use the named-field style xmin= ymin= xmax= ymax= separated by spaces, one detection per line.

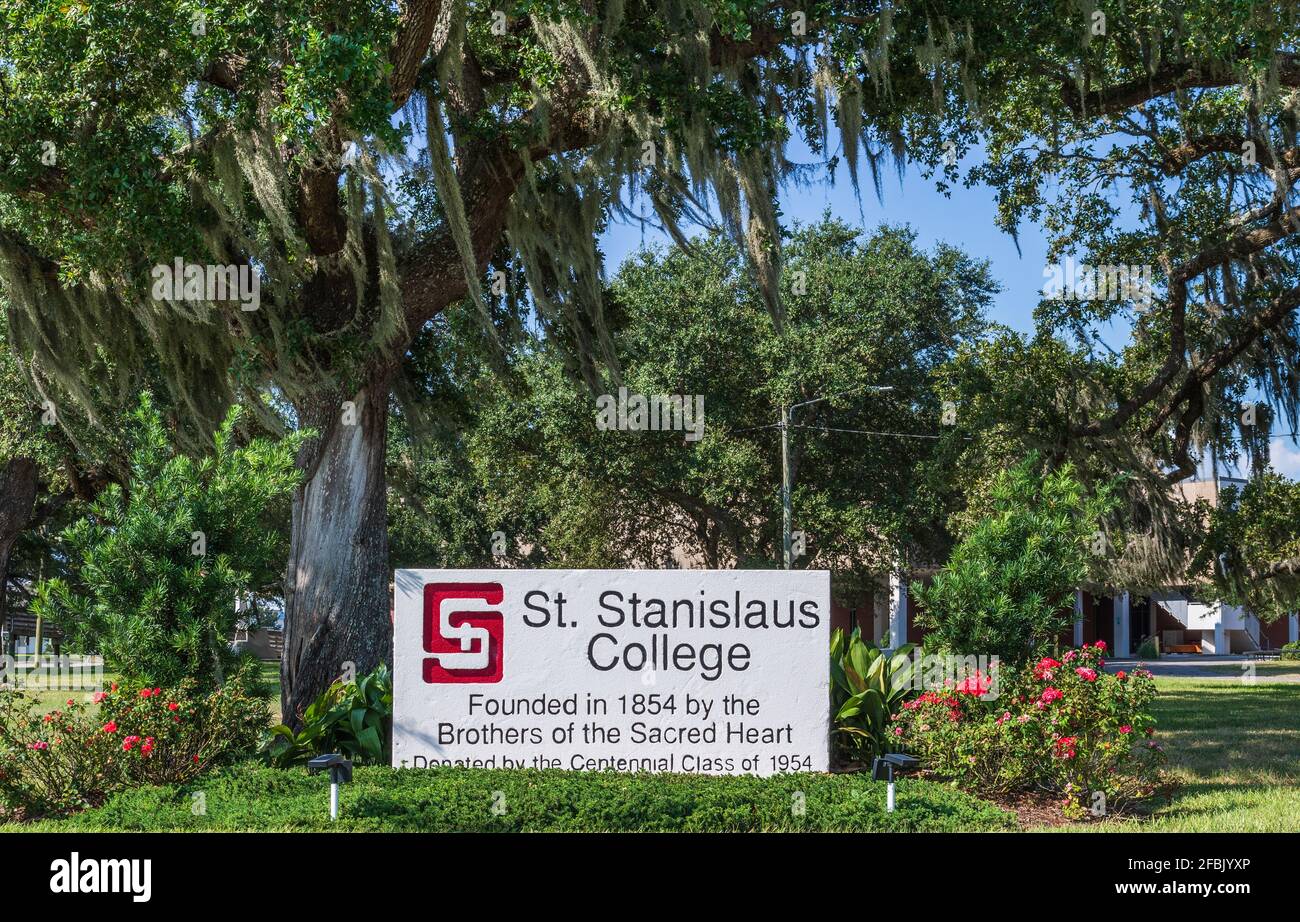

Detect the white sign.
xmin=393 ymin=569 xmax=830 ymax=776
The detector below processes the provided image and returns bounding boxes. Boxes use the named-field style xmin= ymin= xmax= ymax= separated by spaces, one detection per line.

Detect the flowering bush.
xmin=890 ymin=643 xmax=1169 ymax=819
xmin=0 ymin=665 xmax=268 ymax=818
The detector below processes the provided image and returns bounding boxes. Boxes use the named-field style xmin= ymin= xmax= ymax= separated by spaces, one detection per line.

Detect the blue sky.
xmin=599 ymin=150 xmax=1049 ymax=332
xmin=597 ymin=152 xmax=1300 ymax=480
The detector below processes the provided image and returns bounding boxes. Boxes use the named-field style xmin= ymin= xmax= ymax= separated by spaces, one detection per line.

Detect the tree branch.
xmin=1162 ymin=134 xmax=1300 ymax=175
xmin=1072 ymin=205 xmax=1300 ymax=440
xmin=1147 ymin=281 xmax=1300 ymax=441
xmin=1063 ymin=54 xmax=1300 ymax=117
xmin=1253 ymin=554 xmax=1300 ymax=582
xmin=397 ymin=14 xmax=805 ymax=330
xmin=200 ymin=55 xmax=247 ymax=94
xmin=390 ymin=0 xmax=446 ymax=108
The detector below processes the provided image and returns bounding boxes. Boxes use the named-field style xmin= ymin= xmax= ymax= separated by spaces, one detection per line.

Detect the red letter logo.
xmin=423 ymin=583 xmax=504 ymax=683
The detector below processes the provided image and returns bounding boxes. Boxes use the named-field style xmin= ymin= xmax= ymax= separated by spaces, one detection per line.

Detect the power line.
xmin=790 ymin=424 xmax=968 ymax=440
xmin=729 ymin=423 xmax=781 ymax=434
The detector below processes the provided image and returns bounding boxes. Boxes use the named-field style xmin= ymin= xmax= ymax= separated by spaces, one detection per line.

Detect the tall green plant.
xmin=31 ymin=394 xmax=304 ymax=689
xmin=915 ymin=457 xmax=1112 ymax=664
xmin=830 ymin=627 xmax=916 ymax=761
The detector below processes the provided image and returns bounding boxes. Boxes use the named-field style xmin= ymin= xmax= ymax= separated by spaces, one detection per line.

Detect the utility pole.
xmin=780 ymin=385 xmax=894 ymax=569
xmin=781 ymin=405 xmax=792 ymax=569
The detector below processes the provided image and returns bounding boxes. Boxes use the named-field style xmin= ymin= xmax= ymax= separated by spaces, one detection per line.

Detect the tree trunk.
xmin=0 ymin=458 xmax=38 ymax=651
xmin=281 ymin=374 xmax=393 ymax=725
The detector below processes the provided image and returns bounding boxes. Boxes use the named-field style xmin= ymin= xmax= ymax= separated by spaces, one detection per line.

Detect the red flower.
xmin=139 ymin=688 xmax=152 ymax=698
xmin=1119 ymin=725 xmax=1132 ymax=734
xmin=92 ymin=691 xmax=108 ymax=703
xmin=167 ymin=701 xmax=179 ymax=712
xmin=1034 ymin=657 xmax=1062 ymax=680
xmin=191 ymin=754 xmax=200 ymax=763
xmin=907 ymin=690 xmax=960 ymax=710
xmin=141 ymin=737 xmax=154 ymax=756
xmin=1093 ymin=640 xmax=1108 ymax=652
xmin=1039 ymin=687 xmax=1064 ymax=705
xmin=1053 ymin=735 xmax=1078 ymax=759
xmin=956 ymin=671 xmax=993 ymax=696
xmin=29 ymin=741 xmax=49 ymax=751
xmin=152 ymin=687 xmax=161 ymax=697
xmin=121 ymin=735 xmax=140 ymax=751
xmin=1116 ymin=671 xmax=1127 ymax=680
xmin=101 ymin=721 xmax=118 ymax=733
xmin=1075 ymin=667 xmax=1098 ymax=682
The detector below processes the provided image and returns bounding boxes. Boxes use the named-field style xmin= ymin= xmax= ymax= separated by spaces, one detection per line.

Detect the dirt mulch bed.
xmin=832 ymin=762 xmax=1165 ymax=828
xmin=984 ymin=790 xmax=1074 ymax=828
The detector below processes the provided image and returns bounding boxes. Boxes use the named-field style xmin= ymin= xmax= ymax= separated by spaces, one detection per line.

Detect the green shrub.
xmin=830 ymin=628 xmax=915 ymax=762
xmin=914 ymin=457 xmax=1113 ymax=664
xmin=19 ymin=762 xmax=1016 ymax=832
xmin=262 ymin=664 xmax=392 ymax=767
xmin=1282 ymin=642 xmax=1300 ymax=661
xmin=1136 ymin=636 xmax=1160 ymax=659
xmin=30 ymin=394 xmax=304 ymax=690
xmin=891 ymin=642 xmax=1169 ymax=820
xmin=0 ymin=664 xmax=269 ymax=818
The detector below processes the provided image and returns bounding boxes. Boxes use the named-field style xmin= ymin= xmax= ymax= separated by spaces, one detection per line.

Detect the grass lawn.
xmin=256 ymin=660 xmax=282 ymax=723
xmin=1075 ymin=673 xmax=1300 ymax=832
xmin=23 ymin=682 xmax=116 ymax=714
xmin=12 ymin=659 xmax=282 ymax=719
xmin=1198 ymin=660 xmax=1300 ymax=677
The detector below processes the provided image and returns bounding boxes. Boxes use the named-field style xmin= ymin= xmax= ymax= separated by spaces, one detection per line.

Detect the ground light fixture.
xmin=871 ymin=753 xmax=921 ymax=813
xmin=307 ymin=754 xmax=354 ymax=821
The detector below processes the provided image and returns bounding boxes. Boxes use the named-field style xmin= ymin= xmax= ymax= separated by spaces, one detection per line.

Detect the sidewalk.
xmin=1103 ymin=655 xmax=1300 ymax=681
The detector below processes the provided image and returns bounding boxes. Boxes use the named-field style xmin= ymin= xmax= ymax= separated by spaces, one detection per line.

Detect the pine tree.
xmin=31 ymin=394 xmax=302 ymax=688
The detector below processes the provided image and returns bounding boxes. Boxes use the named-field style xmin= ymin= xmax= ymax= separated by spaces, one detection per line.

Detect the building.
xmin=829 ymin=474 xmax=1300 ymax=657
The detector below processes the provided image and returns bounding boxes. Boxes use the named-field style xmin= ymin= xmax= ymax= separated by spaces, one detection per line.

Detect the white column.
xmin=889 ymin=572 xmax=907 ymax=649
xmin=1073 ymin=590 xmax=1085 ymax=647
xmin=1115 ymin=592 xmax=1131 ymax=658
xmin=1289 ymin=613 xmax=1298 ymax=644
xmin=1212 ymin=608 xmax=1226 ymax=655
xmin=872 ymin=587 xmax=888 ymax=645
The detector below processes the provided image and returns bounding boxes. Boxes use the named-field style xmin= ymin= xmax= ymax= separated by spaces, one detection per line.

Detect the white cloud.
xmin=1271 ymin=439 xmax=1300 ymax=480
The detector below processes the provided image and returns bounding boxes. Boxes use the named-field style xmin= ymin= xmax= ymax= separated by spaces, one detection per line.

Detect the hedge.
xmin=10 ymin=762 xmax=1015 ymax=832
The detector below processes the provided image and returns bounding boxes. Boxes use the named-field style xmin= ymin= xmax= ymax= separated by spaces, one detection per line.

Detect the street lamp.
xmin=780 ymin=385 xmax=895 ymax=568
